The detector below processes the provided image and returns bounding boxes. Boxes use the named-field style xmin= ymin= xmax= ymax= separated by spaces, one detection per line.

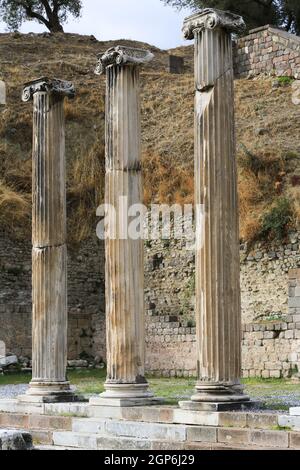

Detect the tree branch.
xmin=40 ymin=0 xmax=53 ymax=19
xmin=16 ymin=1 xmax=52 ymax=29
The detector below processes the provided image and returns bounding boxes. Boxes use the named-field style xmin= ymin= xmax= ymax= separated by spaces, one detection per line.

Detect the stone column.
xmin=90 ymin=47 xmax=158 ymax=407
xmin=180 ymin=10 xmax=251 ymax=411
xmin=19 ymin=78 xmax=75 ymax=403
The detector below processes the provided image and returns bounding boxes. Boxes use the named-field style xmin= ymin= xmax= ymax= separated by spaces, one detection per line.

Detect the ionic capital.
xmin=183 ymin=9 xmax=245 ymax=40
xmin=95 ymin=46 xmax=154 ymax=75
xmin=22 ymin=77 xmax=75 ymax=102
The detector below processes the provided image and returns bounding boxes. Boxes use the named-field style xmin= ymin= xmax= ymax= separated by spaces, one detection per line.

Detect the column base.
xmin=180 ymin=382 xmax=252 ymax=411
xmin=179 ymin=400 xmax=256 ymax=412
xmin=89 ymin=383 xmax=163 ymax=407
xmin=18 ymin=381 xmax=86 ymax=404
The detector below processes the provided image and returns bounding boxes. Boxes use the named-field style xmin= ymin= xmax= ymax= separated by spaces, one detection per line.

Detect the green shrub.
xmin=277 ymin=76 xmax=294 ymax=86
xmin=260 ymin=198 xmax=293 ymax=240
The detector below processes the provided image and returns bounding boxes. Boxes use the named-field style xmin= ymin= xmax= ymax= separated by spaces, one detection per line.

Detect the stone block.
xmin=173 ymin=409 xmax=219 ymax=427
xmin=246 ymin=413 xmax=278 ymax=430
xmin=285 ymin=330 xmax=294 ymax=339
xmin=250 ymin=430 xmax=289 ymax=448
xmin=219 ymin=412 xmax=247 ymax=428
xmin=168 ymin=55 xmax=185 ymax=74
xmin=29 ymin=414 xmax=72 ymax=431
xmin=105 ymin=420 xmax=187 ymax=441
xmin=270 ymin=370 xmax=281 ymax=378
xmin=0 ymin=341 xmax=5 ymax=359
xmin=289 ymin=298 xmax=300 ymax=308
xmin=217 ymin=428 xmax=249 ymax=445
xmin=278 ymin=415 xmax=300 ymax=431
xmin=0 ymin=413 xmax=29 ymax=429
xmin=0 ymin=355 xmax=18 ymax=367
xmin=187 ymin=426 xmax=217 ymax=443
xmin=0 ymin=430 xmax=33 ymax=450
xmin=290 ymin=432 xmax=300 ymax=449
xmin=264 ymin=331 xmax=276 ymax=339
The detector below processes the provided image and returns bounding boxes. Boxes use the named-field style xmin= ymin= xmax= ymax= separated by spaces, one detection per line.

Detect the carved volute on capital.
xmin=182 ymin=9 xmax=246 ymax=40
xmin=22 ymin=77 xmax=75 ymax=102
xmin=95 ymin=46 xmax=154 ymax=75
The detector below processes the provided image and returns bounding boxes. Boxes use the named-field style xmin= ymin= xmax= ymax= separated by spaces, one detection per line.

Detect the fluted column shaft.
xmin=182 ymin=10 xmax=249 ymax=404
xmin=19 ymin=78 xmax=75 ymax=401
xmin=91 ymin=46 xmax=155 ymax=404
xmin=105 ymin=65 xmax=146 ymax=391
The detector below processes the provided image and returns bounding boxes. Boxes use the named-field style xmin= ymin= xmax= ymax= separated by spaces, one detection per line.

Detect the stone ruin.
xmin=9 ymin=9 xmax=250 ymax=411
xmin=168 ymin=55 xmax=185 ymax=74
xmin=0 ymin=81 xmax=5 ymax=106
xmin=0 ymin=341 xmax=5 ymax=360
xmin=0 ymin=8 xmax=300 ymax=451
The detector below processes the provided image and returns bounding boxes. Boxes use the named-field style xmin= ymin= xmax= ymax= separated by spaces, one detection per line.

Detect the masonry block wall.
xmin=144 ymin=234 xmax=300 ymax=378
xmin=1 ymin=229 xmax=300 ymax=377
xmin=234 ymin=25 xmax=300 ymax=79
xmin=0 ymin=232 xmax=105 ymax=361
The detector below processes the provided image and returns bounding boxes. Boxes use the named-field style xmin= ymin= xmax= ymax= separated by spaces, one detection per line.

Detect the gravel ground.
xmin=0 ymin=384 xmax=28 ymax=399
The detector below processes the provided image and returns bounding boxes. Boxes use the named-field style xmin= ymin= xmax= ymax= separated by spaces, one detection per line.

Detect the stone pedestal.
xmin=91 ymin=47 xmax=160 ymax=407
xmin=180 ymin=10 xmax=250 ymax=409
xmin=19 ymin=78 xmax=76 ymax=403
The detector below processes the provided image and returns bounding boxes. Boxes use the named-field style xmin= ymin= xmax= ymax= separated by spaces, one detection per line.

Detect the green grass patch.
xmin=1 ymin=372 xmax=300 ymax=410
xmin=272 ymin=425 xmax=292 ymax=431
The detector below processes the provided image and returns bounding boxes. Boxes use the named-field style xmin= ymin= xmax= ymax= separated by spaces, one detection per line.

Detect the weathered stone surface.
xmin=22 ymin=77 xmax=74 ymax=103
xmin=0 ymin=355 xmax=18 ymax=367
xmin=278 ymin=415 xmax=300 ymax=431
xmin=186 ymin=426 xmax=217 ymax=443
xmin=19 ymin=79 xmax=74 ymax=402
xmin=217 ymin=428 xmax=249 ymax=446
xmin=0 ymin=430 xmax=33 ymax=451
xmin=182 ymin=9 xmax=248 ymax=404
xmin=0 ymin=80 xmax=6 ymax=105
xmin=182 ymin=9 xmax=245 ymax=40
xmin=93 ymin=47 xmax=155 ymax=405
xmin=234 ymin=26 xmax=300 ymax=79
xmin=67 ymin=360 xmax=88 ymax=368
xmin=0 ymin=341 xmax=5 ymax=359
xmin=290 ymin=407 xmax=300 ymax=416
xmin=168 ymin=55 xmax=184 ymax=74
xmin=249 ymin=429 xmax=289 ymax=448
xmin=95 ymin=46 xmax=154 ymax=75
xmin=104 ymin=420 xmax=187 ymax=441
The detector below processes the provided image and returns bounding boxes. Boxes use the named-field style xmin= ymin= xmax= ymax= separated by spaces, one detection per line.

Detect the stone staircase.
xmin=49 ymin=416 xmax=300 ymax=450
xmin=1 ymin=403 xmax=300 ymax=450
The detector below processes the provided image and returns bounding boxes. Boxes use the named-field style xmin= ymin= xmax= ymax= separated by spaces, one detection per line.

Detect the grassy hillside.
xmin=0 ymin=32 xmax=299 ymax=244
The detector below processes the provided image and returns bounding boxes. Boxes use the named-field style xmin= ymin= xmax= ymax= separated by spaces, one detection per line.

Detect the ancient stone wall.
xmin=234 ymin=25 xmax=300 ymax=79
xmin=1 ymin=230 xmax=300 ymax=377
xmin=0 ymin=232 xmax=105 ymax=361
xmin=144 ymin=234 xmax=300 ymax=378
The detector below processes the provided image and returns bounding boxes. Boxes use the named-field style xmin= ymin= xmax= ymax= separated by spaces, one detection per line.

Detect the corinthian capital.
xmin=22 ymin=77 xmax=75 ymax=102
xmin=95 ymin=46 xmax=154 ymax=75
xmin=183 ymin=9 xmax=246 ymax=40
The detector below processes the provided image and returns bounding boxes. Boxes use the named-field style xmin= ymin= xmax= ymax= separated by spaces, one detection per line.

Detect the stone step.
xmin=52 ymin=430 xmax=294 ymax=451
xmin=35 ymin=445 xmax=81 ymax=451
xmin=0 ymin=412 xmax=72 ymax=432
xmin=290 ymin=408 xmax=300 ymax=416
xmin=278 ymin=415 xmax=300 ymax=431
xmin=53 ymin=421 xmax=300 ymax=450
xmin=72 ymin=418 xmax=187 ymax=441
xmin=72 ymin=418 xmax=106 ymax=434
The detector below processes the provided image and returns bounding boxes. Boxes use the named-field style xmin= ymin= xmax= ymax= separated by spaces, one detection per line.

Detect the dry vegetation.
xmin=0 ymin=33 xmax=299 ymax=244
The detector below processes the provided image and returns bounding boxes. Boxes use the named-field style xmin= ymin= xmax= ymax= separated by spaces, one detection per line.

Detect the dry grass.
xmin=0 ymin=33 xmax=300 ymax=243
xmin=0 ymin=181 xmax=30 ymax=237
